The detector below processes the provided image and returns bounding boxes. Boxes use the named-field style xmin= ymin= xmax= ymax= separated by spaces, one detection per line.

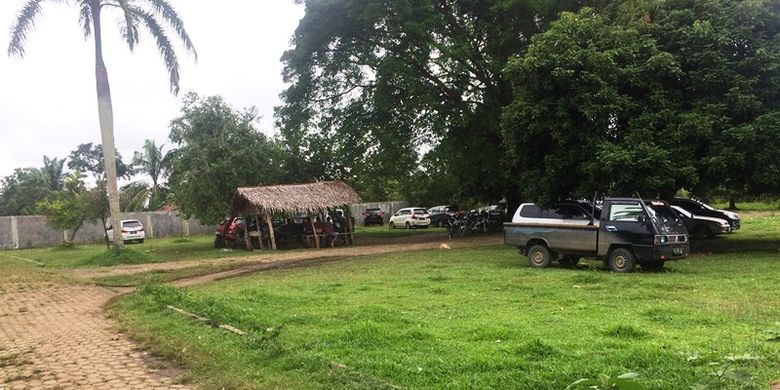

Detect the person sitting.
xmin=322 ymin=217 xmax=338 ymax=248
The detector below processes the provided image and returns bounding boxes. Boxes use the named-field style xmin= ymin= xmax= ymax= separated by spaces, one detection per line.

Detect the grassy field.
xmin=112 ymin=215 xmax=780 ymax=389
xmin=0 ymin=226 xmax=447 ymax=270
xmin=0 ymin=235 xmax=268 ymax=268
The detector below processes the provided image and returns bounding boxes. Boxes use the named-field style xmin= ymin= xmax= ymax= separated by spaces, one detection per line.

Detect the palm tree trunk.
xmin=92 ymin=6 xmax=124 ymax=251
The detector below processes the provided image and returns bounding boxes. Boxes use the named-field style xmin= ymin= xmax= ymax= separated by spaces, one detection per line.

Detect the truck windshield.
xmin=645 ymin=202 xmax=679 ymax=230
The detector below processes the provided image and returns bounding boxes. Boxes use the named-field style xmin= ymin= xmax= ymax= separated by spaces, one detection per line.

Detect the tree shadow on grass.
xmin=690 ymin=236 xmax=780 ymax=255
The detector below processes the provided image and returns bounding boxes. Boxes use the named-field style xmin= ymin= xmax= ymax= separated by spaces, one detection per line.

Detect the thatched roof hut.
xmin=231 ymin=181 xmax=362 ymax=215
xmin=231 ymin=181 xmax=362 ymax=251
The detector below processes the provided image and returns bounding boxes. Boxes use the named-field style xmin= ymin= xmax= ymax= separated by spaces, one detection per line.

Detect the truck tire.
xmin=608 ymin=248 xmax=636 ymax=273
xmin=527 ymin=245 xmax=552 ymax=268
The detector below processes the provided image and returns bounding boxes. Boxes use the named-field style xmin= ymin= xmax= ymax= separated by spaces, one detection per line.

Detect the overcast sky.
xmin=0 ymin=0 xmax=305 ymax=178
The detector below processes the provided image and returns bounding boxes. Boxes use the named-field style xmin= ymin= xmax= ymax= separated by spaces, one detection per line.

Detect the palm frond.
xmin=131 ymin=6 xmax=180 ymax=94
xmin=7 ymin=0 xmax=48 ymax=58
xmin=116 ymin=0 xmax=139 ymax=51
xmin=142 ymin=0 xmax=197 ymax=60
xmin=77 ymin=1 xmax=92 ymax=39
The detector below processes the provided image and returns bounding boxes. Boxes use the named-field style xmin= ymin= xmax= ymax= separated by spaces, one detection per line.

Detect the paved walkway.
xmin=0 ymin=281 xmax=191 ymax=390
xmin=1 ymin=234 xmax=501 ymax=389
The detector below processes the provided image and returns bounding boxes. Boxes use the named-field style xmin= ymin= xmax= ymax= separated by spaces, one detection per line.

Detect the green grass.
xmin=0 ymin=235 xmax=251 ymax=269
xmin=111 ymin=215 xmax=780 ymax=389
xmin=76 ymin=248 xmax=156 ymax=267
xmin=712 ymin=200 xmax=780 ymax=211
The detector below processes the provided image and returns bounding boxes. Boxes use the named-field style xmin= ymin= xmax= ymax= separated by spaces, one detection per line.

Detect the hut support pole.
xmin=243 ymin=215 xmax=252 ymax=251
xmin=345 ymin=205 xmax=354 ymax=244
xmin=310 ymin=215 xmax=320 ymax=249
xmin=264 ymin=211 xmax=277 ymax=250
xmin=254 ymin=214 xmax=262 ymax=249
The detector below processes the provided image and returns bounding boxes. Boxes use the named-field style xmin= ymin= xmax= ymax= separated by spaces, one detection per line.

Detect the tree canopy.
xmin=279 ymin=0 xmax=780 ymax=206
xmin=502 ymin=0 xmax=780 ymax=204
xmin=168 ymin=93 xmax=286 ymax=223
xmin=276 ymin=0 xmax=595 ymax=205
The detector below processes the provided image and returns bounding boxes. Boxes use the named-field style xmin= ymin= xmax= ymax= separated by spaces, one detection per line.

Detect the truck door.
xmin=598 ymin=201 xmax=655 ymax=257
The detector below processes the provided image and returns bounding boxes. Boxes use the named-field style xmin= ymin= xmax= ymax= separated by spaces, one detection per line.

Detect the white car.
xmin=389 ymin=207 xmax=431 ymax=229
xmin=107 ymin=219 xmax=146 ymax=244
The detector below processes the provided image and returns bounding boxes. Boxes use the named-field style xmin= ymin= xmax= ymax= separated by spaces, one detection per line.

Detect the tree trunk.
xmin=92 ymin=7 xmax=124 ymax=251
xmin=728 ymin=196 xmax=737 ymax=210
xmin=68 ymin=217 xmax=85 ymax=242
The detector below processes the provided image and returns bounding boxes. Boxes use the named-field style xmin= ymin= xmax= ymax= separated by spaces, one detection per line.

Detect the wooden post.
xmin=254 ymin=214 xmax=262 ymax=249
xmin=243 ymin=215 xmax=252 ymax=251
xmin=310 ymin=214 xmax=320 ymax=249
xmin=264 ymin=210 xmax=277 ymax=250
xmin=345 ymin=205 xmax=355 ymax=244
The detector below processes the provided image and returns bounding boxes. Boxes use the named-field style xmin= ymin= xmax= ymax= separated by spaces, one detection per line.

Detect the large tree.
xmin=8 ymin=0 xmax=196 ymax=250
xmin=276 ymin=0 xmax=595 ymax=208
xmin=168 ymin=93 xmax=287 ymax=224
xmin=501 ymin=0 xmax=780 ymax=205
xmin=0 ymin=168 xmax=51 ymax=216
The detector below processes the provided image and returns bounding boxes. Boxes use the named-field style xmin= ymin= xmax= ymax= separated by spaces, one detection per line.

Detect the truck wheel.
xmin=559 ymin=255 xmax=580 ymax=268
xmin=608 ymin=248 xmax=636 ymax=273
xmin=692 ymin=225 xmax=712 ymax=239
xmin=527 ymin=245 xmax=552 ymax=268
xmin=389 ymin=221 xmax=395 ymax=229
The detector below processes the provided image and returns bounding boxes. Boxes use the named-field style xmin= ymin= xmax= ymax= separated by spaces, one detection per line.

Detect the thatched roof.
xmin=232 ymin=181 xmax=362 ymax=215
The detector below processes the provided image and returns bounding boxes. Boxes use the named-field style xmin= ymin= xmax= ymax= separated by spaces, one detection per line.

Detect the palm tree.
xmin=8 ymin=0 xmax=196 ymax=250
xmin=132 ymin=139 xmax=170 ymax=210
xmin=42 ymin=156 xmax=66 ymax=192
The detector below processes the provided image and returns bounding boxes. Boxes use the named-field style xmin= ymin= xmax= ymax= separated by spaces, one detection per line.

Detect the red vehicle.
xmin=215 ymin=217 xmax=246 ymax=248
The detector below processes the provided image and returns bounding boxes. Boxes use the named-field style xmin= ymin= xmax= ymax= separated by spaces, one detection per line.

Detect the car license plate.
xmin=673 ymin=247 xmax=683 ymax=255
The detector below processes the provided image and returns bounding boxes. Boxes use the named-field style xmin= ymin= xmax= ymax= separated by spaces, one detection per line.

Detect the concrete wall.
xmin=0 ymin=212 xmax=215 ymax=250
xmin=348 ymin=201 xmax=410 ymax=226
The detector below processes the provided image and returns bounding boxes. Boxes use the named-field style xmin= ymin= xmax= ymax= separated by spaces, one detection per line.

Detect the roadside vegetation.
xmin=110 ymin=214 xmax=780 ymax=389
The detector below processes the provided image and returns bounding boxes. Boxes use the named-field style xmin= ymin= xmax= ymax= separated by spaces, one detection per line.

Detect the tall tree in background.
xmin=68 ymin=143 xmax=132 ymax=181
xmin=0 ymin=168 xmax=51 ymax=216
xmin=132 ymin=139 xmax=170 ymax=210
xmin=8 ymin=0 xmax=197 ymax=250
xmin=276 ymin=0 xmax=595 ymax=208
xmin=168 ymin=93 xmax=286 ymax=224
xmin=42 ymin=156 xmax=67 ymax=192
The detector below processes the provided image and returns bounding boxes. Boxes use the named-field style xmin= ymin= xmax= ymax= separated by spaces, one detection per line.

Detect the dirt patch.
xmin=73 ymin=233 xmax=501 ymax=282
xmin=173 ymin=234 xmax=498 ymax=287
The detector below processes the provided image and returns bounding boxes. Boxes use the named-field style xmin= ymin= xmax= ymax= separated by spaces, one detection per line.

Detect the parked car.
xmin=106 ymin=219 xmax=145 ymax=244
xmin=669 ymin=198 xmax=740 ymax=231
xmin=389 ymin=207 xmax=431 ymax=229
xmin=427 ymin=205 xmax=459 ymax=227
xmin=362 ymin=207 xmax=385 ymax=226
xmin=670 ymin=205 xmax=731 ymax=239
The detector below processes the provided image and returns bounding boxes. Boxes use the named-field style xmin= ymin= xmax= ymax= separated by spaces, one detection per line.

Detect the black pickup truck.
xmin=504 ymin=198 xmax=689 ymax=272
